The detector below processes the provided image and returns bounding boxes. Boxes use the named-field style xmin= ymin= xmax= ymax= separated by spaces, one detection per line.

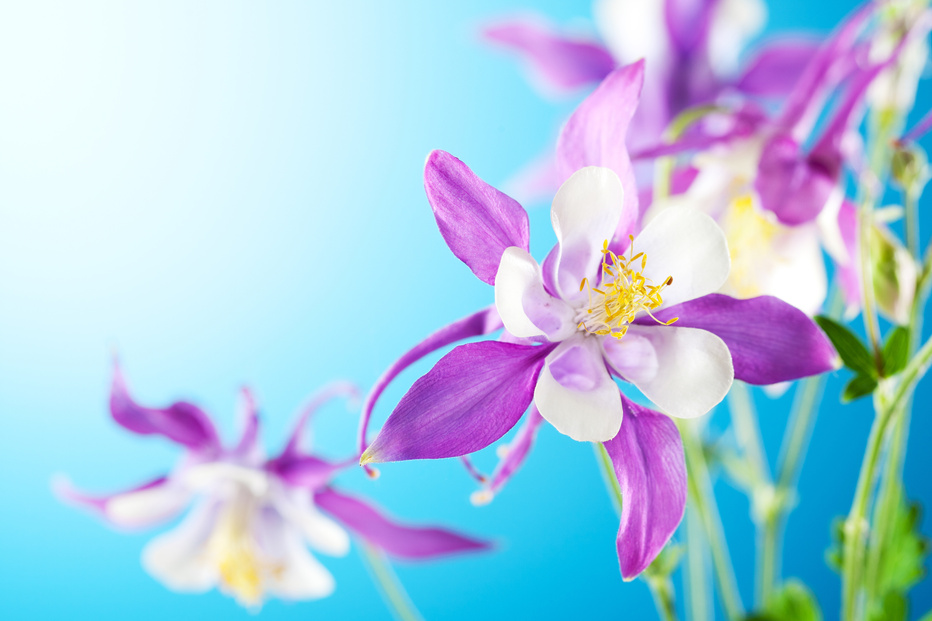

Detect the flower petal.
xmin=54 ymin=474 xmax=191 ymax=530
xmin=604 ymin=395 xmax=686 ymax=580
xmin=358 ymin=306 xmax=503 ymax=457
xmin=275 ymin=487 xmax=351 ymax=557
xmin=361 ymin=341 xmax=551 ymax=463
xmin=268 ymin=455 xmax=347 ymax=491
xmin=230 ymin=387 xmax=260 ymax=460
xmin=645 ymin=293 xmax=840 ymax=384
xmin=141 ymin=501 xmax=219 ymax=593
xmin=314 ymin=488 xmax=490 ymax=559
xmin=110 ymin=362 xmax=220 ymax=453
xmin=635 ymin=206 xmax=730 ymax=308
xmin=482 ymin=17 xmax=615 ymax=93
xmin=534 ymin=336 xmax=622 ymax=442
xmin=549 ymin=166 xmax=627 ymax=299
xmin=607 ymin=324 xmax=732 ymax=418
xmin=834 ymin=200 xmax=861 ymax=315
xmin=425 ymin=150 xmax=530 ymax=286
xmin=495 ymin=246 xmax=575 ymax=340
xmin=556 ymin=62 xmax=642 ymax=242
xmin=279 ymin=381 xmax=359 ymax=461
xmin=256 ymin=511 xmax=336 ymax=601
xmin=735 ymin=39 xmax=823 ymax=98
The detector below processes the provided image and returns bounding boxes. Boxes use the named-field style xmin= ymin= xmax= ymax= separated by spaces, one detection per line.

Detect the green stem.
xmin=678 ymin=420 xmax=745 ymax=620
xmin=360 ymin=542 xmax=424 ymax=621
xmin=592 ymin=443 xmax=680 ymax=621
xmin=684 ymin=507 xmax=711 ymax=621
xmin=727 ymin=381 xmax=770 ymax=484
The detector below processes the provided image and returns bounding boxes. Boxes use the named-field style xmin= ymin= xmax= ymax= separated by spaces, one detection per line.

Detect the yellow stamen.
xmin=577 ymin=237 xmax=678 ymax=339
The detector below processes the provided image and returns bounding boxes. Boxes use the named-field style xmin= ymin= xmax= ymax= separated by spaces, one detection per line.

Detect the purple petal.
xmin=755 ymin=132 xmax=837 ymax=226
xmin=644 ymin=294 xmax=840 ymax=385
xmin=604 ymin=395 xmax=686 ymax=580
xmin=664 ymin=0 xmax=716 ymax=55
xmin=425 ymin=150 xmax=530 ymax=286
xmin=735 ymin=39 xmax=823 ymax=98
xmin=777 ymin=3 xmax=874 ymax=137
xmin=473 ymin=406 xmax=545 ymax=504
xmin=482 ymin=18 xmax=615 ymax=93
xmin=361 ymin=340 xmax=552 ymax=464
xmin=279 ymin=381 xmax=359 ymax=461
xmin=357 ymin=306 xmax=503 ymax=457
xmin=314 ymin=488 xmax=490 ymax=559
xmin=902 ymin=107 xmax=932 ymax=143
xmin=268 ymin=455 xmax=348 ymax=491
xmin=556 ymin=61 xmax=644 ymax=242
xmin=54 ymin=474 xmax=190 ymax=530
xmin=110 ymin=362 xmax=219 ymax=453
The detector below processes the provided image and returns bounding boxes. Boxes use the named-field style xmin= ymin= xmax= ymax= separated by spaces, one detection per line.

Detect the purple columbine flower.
xmin=356 ymin=144 xmax=838 ymax=577
xmin=56 ymin=364 xmax=489 ymax=609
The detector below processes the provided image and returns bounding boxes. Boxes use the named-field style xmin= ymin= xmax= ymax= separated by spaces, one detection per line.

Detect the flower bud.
xmin=870 ymin=224 xmax=918 ymax=325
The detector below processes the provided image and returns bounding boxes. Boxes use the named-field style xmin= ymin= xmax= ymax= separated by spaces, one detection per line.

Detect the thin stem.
xmin=727 ymin=381 xmax=771 ymax=484
xmin=646 ymin=574 xmax=680 ymax=621
xmin=594 ymin=442 xmax=623 ymax=516
xmin=685 ymin=503 xmax=711 ymax=621
xmin=679 ymin=420 xmax=745 ymax=621
xmin=360 ymin=542 xmax=424 ymax=621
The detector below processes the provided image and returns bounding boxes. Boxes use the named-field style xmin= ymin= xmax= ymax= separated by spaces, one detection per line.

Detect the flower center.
xmin=206 ymin=497 xmax=282 ymax=608
xmin=718 ymin=194 xmax=781 ymax=298
xmin=576 ymin=237 xmax=677 ymax=339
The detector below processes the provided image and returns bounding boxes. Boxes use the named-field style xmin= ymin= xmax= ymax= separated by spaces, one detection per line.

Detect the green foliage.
xmin=643 ymin=542 xmax=683 ymax=579
xmin=815 ymin=316 xmax=877 ymax=378
xmin=745 ymin=579 xmax=822 ymax=621
xmin=843 ymin=374 xmax=879 ymax=403
xmin=867 ymin=592 xmax=908 ymax=621
xmin=881 ymin=327 xmax=911 ymax=377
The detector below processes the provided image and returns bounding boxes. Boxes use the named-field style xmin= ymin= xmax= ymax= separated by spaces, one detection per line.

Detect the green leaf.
xmin=918 ymin=610 xmax=932 ymax=621
xmin=881 ymin=327 xmax=911 ymax=377
xmin=842 ymin=374 xmax=879 ymax=403
xmin=867 ymin=592 xmax=908 ymax=621
xmin=826 ymin=517 xmax=846 ymax=573
xmin=875 ymin=488 xmax=928 ymax=594
xmin=747 ymin=579 xmax=822 ymax=621
xmin=815 ymin=316 xmax=877 ymax=377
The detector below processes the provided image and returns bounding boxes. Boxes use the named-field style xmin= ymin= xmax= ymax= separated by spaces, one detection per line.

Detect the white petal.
xmin=611 ymin=325 xmax=733 ymax=419
xmin=708 ymin=0 xmax=766 ymax=75
xmin=534 ymin=336 xmax=622 ymax=442
xmin=141 ymin=501 xmax=219 ymax=592
xmin=182 ymin=462 xmax=270 ymax=498
xmin=594 ymin=0 xmax=669 ymax=64
xmin=274 ymin=487 xmax=350 ymax=557
xmin=634 ymin=206 xmax=730 ymax=308
xmin=259 ymin=520 xmax=335 ymax=601
xmin=495 ymin=246 xmax=575 ymax=340
xmin=550 ymin=167 xmax=626 ymax=299
xmin=107 ymin=481 xmax=192 ymax=529
xmin=755 ymin=226 xmax=827 ymax=316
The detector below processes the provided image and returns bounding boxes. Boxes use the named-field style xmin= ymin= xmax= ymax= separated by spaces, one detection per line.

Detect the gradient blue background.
xmin=1 ymin=1 xmax=930 ymax=618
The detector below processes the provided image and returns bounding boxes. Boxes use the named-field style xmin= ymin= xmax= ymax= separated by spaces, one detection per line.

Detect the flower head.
xmin=56 ymin=364 xmax=489 ymax=608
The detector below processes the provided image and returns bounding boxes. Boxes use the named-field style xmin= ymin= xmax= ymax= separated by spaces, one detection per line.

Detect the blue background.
xmin=1 ymin=0 xmax=930 ymax=619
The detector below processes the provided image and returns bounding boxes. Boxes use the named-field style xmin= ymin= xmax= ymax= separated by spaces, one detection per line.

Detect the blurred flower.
xmin=56 ymin=365 xmax=489 ymax=609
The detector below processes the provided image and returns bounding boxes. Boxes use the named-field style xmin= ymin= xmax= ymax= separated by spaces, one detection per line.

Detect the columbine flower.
xmin=56 ymin=364 xmax=489 ymax=609
xmin=357 ymin=141 xmax=837 ymax=576
xmin=482 ymin=0 xmax=818 ymax=201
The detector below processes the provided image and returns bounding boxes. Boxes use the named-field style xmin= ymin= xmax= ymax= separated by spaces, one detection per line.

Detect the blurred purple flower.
xmin=56 ymin=365 xmax=489 ymax=609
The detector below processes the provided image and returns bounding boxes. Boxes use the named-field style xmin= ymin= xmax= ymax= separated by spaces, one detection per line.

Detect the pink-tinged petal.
xmin=664 ymin=0 xmax=716 ymax=55
xmin=534 ymin=336 xmax=623 ymax=442
xmin=549 ymin=167 xmax=627 ymax=300
xmin=482 ymin=18 xmax=615 ymax=93
xmin=472 ymin=406 xmax=545 ymax=505
xmin=556 ymin=61 xmax=643 ymax=239
xmin=606 ymin=324 xmax=732 ymax=418
xmin=836 ymin=200 xmax=862 ymax=314
xmin=54 ymin=474 xmax=190 ymax=530
xmin=604 ymin=395 xmax=686 ymax=580
xmin=645 ymin=294 xmax=840 ymax=384
xmin=494 ymin=246 xmax=575 ymax=340
xmin=425 ymin=150 xmax=530 ymax=286
xmin=231 ymin=387 xmax=260 ymax=460
xmin=361 ymin=341 xmax=552 ymax=464
xmin=901 ymin=107 xmax=932 ymax=143
xmin=279 ymin=381 xmax=359 ymax=461
xmin=735 ymin=39 xmax=823 ymax=98
xmin=254 ymin=510 xmax=336 ymax=600
xmin=110 ymin=362 xmax=220 ymax=453
xmin=357 ymin=306 xmax=504 ymax=457
xmin=314 ymin=488 xmax=491 ymax=559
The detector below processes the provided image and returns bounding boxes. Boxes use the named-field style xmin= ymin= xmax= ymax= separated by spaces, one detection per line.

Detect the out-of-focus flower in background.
xmin=55 ymin=364 xmax=489 ymax=610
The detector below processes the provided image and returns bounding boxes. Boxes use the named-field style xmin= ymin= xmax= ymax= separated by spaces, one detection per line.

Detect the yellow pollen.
xmin=719 ymin=194 xmax=782 ymax=298
xmin=206 ymin=504 xmax=283 ymax=609
xmin=577 ymin=236 xmax=678 ymax=339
